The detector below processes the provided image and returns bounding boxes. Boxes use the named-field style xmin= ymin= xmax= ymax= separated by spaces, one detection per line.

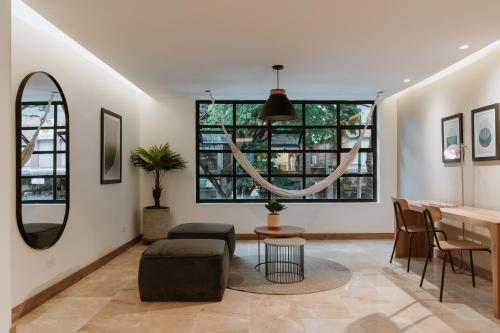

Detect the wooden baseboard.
xmin=11 ymin=235 xmax=142 ymax=322
xmin=236 ymin=232 xmax=394 ymax=240
xmin=436 ymin=251 xmax=492 ymax=282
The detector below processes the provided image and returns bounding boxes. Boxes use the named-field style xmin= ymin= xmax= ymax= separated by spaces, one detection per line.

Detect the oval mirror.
xmin=16 ymin=72 xmax=69 ymax=249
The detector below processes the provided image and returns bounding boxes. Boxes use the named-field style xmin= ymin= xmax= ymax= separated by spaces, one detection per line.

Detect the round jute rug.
xmin=227 ymin=255 xmax=352 ymax=295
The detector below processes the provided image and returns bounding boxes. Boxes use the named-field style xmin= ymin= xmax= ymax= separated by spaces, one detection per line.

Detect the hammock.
xmin=21 ymin=92 xmax=55 ymax=167
xmin=208 ymin=91 xmax=381 ymax=198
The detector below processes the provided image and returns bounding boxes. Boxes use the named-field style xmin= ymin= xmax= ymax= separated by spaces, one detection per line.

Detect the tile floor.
xmin=14 ymin=240 xmax=500 ymax=332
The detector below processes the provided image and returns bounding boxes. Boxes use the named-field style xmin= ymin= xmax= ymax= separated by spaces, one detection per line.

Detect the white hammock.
xmin=21 ymin=92 xmax=55 ymax=167
xmin=208 ymin=92 xmax=380 ymax=198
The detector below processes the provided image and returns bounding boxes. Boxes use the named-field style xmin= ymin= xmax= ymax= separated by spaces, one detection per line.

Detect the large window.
xmin=20 ymin=102 xmax=67 ymax=203
xmin=196 ymin=101 xmax=376 ymax=202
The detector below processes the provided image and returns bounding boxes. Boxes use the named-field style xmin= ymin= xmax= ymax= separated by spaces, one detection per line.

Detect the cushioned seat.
xmin=139 ymin=239 xmax=230 ymax=301
xmin=168 ymin=223 xmax=236 ymax=258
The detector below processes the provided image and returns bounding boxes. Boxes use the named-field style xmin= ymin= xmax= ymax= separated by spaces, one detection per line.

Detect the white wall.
xmin=397 ymin=42 xmax=500 ymax=271
xmin=11 ymin=1 xmax=151 ymax=306
xmin=0 ymin=0 xmax=12 ymax=329
xmin=140 ymin=95 xmax=398 ymax=234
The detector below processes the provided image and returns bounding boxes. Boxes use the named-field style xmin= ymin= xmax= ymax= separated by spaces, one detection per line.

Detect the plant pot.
xmin=267 ymin=213 xmax=281 ymax=230
xmin=142 ymin=207 xmax=170 ymax=242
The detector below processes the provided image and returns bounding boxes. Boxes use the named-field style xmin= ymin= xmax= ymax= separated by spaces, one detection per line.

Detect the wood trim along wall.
xmin=436 ymin=251 xmax=492 ymax=282
xmin=11 ymin=235 xmax=142 ymax=323
xmin=236 ymin=233 xmax=394 ymax=240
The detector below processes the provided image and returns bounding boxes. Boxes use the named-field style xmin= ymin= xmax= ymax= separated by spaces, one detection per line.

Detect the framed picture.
xmin=441 ymin=113 xmax=463 ymax=163
xmin=471 ymin=103 xmax=500 ymax=161
xmin=100 ymin=108 xmax=122 ymax=184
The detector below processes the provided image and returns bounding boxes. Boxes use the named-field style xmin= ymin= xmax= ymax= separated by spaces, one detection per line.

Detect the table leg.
xmin=256 ymin=234 xmax=261 ymax=271
xmin=490 ymin=224 xmax=500 ymax=318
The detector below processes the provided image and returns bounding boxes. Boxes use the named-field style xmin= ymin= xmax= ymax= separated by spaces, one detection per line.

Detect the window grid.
xmin=20 ymin=101 xmax=67 ymax=204
xmin=196 ymin=100 xmax=377 ymax=203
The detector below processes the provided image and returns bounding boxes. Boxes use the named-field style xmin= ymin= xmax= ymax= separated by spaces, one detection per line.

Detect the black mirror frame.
xmin=15 ymin=71 xmax=70 ymax=250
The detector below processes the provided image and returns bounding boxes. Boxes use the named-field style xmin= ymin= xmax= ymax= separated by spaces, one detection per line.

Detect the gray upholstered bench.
xmin=167 ymin=223 xmax=236 ymax=258
xmin=138 ymin=239 xmax=230 ymax=302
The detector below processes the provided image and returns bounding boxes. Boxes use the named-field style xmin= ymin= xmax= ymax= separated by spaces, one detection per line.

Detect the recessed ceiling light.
xmin=458 ymin=44 xmax=470 ymax=50
xmin=403 ymin=78 xmax=411 ymax=83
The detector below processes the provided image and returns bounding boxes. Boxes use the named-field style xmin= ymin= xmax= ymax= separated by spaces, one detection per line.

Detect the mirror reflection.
xmin=17 ymin=72 xmax=69 ymax=249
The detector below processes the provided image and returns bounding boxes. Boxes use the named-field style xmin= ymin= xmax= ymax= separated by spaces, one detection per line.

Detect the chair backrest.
xmin=392 ymin=197 xmax=410 ymax=231
xmin=422 ymin=205 xmax=444 ymax=250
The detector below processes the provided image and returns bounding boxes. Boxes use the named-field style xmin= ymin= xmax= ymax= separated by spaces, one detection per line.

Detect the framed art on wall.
xmin=441 ymin=113 xmax=463 ymax=163
xmin=471 ymin=103 xmax=500 ymax=161
xmin=100 ymin=108 xmax=122 ymax=184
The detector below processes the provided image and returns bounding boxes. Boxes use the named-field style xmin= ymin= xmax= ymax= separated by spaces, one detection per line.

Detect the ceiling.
xmin=23 ymin=0 xmax=500 ymax=100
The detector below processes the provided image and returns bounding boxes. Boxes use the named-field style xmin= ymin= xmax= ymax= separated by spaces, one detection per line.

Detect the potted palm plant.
xmin=265 ymin=199 xmax=287 ymax=230
xmin=131 ymin=143 xmax=186 ymax=241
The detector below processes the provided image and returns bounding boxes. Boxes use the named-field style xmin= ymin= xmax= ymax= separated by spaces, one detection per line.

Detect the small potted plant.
xmin=265 ymin=199 xmax=287 ymax=230
xmin=131 ymin=143 xmax=186 ymax=242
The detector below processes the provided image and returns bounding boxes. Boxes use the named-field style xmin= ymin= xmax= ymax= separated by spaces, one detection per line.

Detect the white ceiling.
xmin=23 ymin=0 xmax=500 ymax=100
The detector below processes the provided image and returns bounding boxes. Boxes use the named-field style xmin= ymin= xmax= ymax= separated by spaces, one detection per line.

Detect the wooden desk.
xmin=408 ymin=200 xmax=500 ymax=319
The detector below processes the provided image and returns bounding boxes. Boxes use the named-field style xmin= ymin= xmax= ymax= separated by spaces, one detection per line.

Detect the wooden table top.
xmin=408 ymin=200 xmax=500 ymax=228
xmin=254 ymin=225 xmax=305 ymax=237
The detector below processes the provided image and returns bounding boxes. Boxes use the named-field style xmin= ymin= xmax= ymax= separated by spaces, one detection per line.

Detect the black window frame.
xmin=19 ymin=101 xmax=68 ymax=204
xmin=196 ymin=100 xmax=377 ymax=203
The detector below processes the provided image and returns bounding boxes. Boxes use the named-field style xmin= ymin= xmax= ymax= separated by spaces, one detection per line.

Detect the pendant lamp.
xmin=259 ymin=65 xmax=297 ymax=121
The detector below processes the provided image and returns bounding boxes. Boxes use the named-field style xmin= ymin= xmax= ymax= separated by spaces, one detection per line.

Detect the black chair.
xmin=420 ymin=205 xmax=490 ymax=302
xmin=390 ymin=198 xmax=430 ymax=272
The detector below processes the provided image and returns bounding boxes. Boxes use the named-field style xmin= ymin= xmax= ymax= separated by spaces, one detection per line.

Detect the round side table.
xmin=264 ymin=237 xmax=305 ymax=283
xmin=254 ymin=225 xmax=305 ymax=271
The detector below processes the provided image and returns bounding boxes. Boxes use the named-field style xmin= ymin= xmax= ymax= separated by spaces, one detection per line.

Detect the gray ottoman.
xmin=168 ymin=223 xmax=236 ymax=258
xmin=138 ymin=239 xmax=230 ymax=302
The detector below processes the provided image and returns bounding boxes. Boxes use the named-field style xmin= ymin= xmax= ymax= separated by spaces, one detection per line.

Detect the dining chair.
xmin=390 ymin=198 xmax=430 ymax=272
xmin=420 ymin=205 xmax=490 ymax=302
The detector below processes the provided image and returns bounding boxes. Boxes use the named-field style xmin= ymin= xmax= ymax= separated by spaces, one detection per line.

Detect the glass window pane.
xmin=21 ymin=104 xmax=55 ymax=128
xmin=236 ymin=177 xmax=268 ymax=200
xmin=305 ymin=177 xmax=337 ymax=199
xmin=340 ymin=104 xmax=373 ymax=125
xmin=57 ymin=129 xmax=66 ymax=151
xmin=341 ymin=129 xmax=372 ymax=148
xmin=272 ymin=104 xmax=303 ymax=126
xmin=271 ymin=128 xmax=303 ymax=150
xmin=271 ymin=152 xmax=302 ymax=174
xmin=199 ymin=177 xmax=233 ymax=200
xmin=21 ymin=154 xmax=54 ymax=176
xmin=56 ymin=153 xmax=66 ymax=175
xmin=305 ymin=104 xmax=337 ymax=125
xmin=56 ymin=177 xmax=67 ymax=200
xmin=306 ymin=152 xmax=337 ymax=174
xmin=236 ymin=153 xmax=267 ymax=175
xmin=57 ymin=105 xmax=66 ymax=126
xmin=305 ymin=128 xmax=337 ymax=150
xmin=341 ymin=153 xmax=374 ymax=174
xmin=271 ymin=177 xmax=303 ymax=199
xmin=236 ymin=104 xmax=266 ymax=126
xmin=199 ymin=129 xmax=232 ymax=150
xmin=21 ymin=177 xmax=54 ymax=201
xmin=236 ymin=128 xmax=268 ymax=150
xmin=21 ymin=129 xmax=54 ymax=152
xmin=340 ymin=177 xmax=374 ymax=199
xmin=199 ymin=152 xmax=233 ymax=175
xmin=199 ymin=103 xmax=232 ymax=125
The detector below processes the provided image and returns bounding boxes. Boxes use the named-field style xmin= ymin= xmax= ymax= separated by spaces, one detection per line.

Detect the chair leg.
xmin=469 ymin=250 xmax=476 ymax=287
xmin=407 ymin=233 xmax=413 ymax=272
xmin=449 ymin=252 xmax=456 ymax=272
xmin=390 ymin=231 xmax=400 ymax=264
xmin=420 ymin=247 xmax=431 ymax=287
xmin=439 ymin=251 xmax=448 ymax=302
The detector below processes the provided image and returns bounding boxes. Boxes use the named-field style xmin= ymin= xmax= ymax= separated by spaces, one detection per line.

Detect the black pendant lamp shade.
xmin=259 ymin=65 xmax=297 ymax=121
